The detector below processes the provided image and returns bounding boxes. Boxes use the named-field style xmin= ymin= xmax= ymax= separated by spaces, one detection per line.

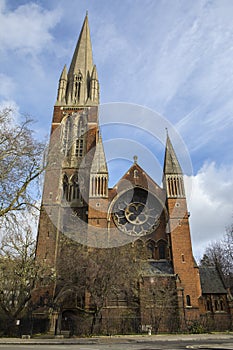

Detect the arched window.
xmin=63 ymin=174 xmax=69 ymax=201
xmin=74 ymin=72 xmax=82 ymax=103
xmin=70 ymin=174 xmax=80 ymax=201
xmin=63 ymin=117 xmax=72 ymax=155
xmin=214 ymin=300 xmax=218 ymax=311
xmin=78 ymin=116 xmax=85 ymax=136
xmin=74 ymin=115 xmax=85 ymax=158
xmin=147 ymin=241 xmax=155 ymax=259
xmin=186 ymin=295 xmax=191 ymax=306
xmin=158 ymin=241 xmax=166 ymax=259
xmin=220 ymin=299 xmax=224 ymax=311
xmin=206 ymin=299 xmax=212 ymax=312
xmin=77 ymin=72 xmax=82 ymax=102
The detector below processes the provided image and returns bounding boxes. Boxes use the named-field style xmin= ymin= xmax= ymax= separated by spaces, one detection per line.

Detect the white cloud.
xmin=0 ymin=0 xmax=61 ymax=55
xmin=94 ymin=21 xmax=129 ymax=64
xmin=0 ymin=73 xmax=15 ymax=98
xmin=143 ymin=0 xmax=233 ymax=115
xmin=185 ymin=162 xmax=233 ymax=260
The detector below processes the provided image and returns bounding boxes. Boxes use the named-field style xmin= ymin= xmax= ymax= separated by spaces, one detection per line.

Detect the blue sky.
xmin=1 ymin=0 xmax=233 ymax=258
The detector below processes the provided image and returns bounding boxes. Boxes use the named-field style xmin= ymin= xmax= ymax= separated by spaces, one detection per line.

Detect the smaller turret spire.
xmin=56 ymin=65 xmax=68 ymax=105
xmin=91 ymin=134 xmax=108 ymax=174
xmin=163 ymin=133 xmax=185 ymax=198
xmin=60 ymin=65 xmax=68 ymax=80
xmin=164 ymin=133 xmax=182 ymax=175
xmin=90 ymin=134 xmax=108 ymax=197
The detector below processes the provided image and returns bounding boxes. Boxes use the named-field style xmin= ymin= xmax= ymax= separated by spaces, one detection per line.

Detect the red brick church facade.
xmin=34 ymin=14 xmax=232 ymax=335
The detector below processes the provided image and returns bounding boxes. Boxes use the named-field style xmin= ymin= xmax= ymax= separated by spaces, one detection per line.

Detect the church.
xmin=34 ymin=14 xmax=232 ymax=335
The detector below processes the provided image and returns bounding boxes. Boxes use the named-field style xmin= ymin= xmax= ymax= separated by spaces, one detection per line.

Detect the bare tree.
xmin=200 ymin=226 xmax=233 ymax=293
xmin=55 ymin=238 xmax=140 ymax=335
xmin=140 ymin=276 xmax=178 ymax=334
xmin=0 ymin=217 xmax=48 ymax=334
xmin=86 ymin=245 xmax=139 ymax=334
xmin=0 ymin=108 xmax=45 ymax=223
xmin=0 ymin=107 xmax=47 ymax=334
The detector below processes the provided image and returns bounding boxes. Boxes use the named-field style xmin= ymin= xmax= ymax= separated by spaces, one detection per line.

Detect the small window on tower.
xmin=186 ymin=295 xmax=191 ymax=306
xmin=75 ymin=138 xmax=84 ymax=157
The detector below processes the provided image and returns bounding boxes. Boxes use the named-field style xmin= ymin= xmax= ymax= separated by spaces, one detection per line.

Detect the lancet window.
xmin=90 ymin=175 xmax=108 ymax=197
xmin=70 ymin=174 xmax=80 ymax=201
xmin=62 ymin=117 xmax=72 ymax=156
xmin=186 ymin=295 xmax=191 ymax=306
xmin=166 ymin=175 xmax=185 ymax=197
xmin=73 ymin=72 xmax=83 ymax=103
xmin=146 ymin=240 xmax=155 ymax=259
xmin=75 ymin=116 xmax=85 ymax=158
xmin=158 ymin=241 xmax=166 ymax=259
xmin=63 ymin=174 xmax=69 ymax=201
xmin=62 ymin=174 xmax=80 ymax=202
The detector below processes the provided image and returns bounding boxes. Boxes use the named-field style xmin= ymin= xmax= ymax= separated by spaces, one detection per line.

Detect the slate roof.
xmin=199 ymin=266 xmax=227 ymax=294
xmin=141 ymin=260 xmax=174 ymax=276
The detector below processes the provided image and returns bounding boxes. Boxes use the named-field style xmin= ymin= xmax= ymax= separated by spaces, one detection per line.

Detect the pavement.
xmin=0 ymin=332 xmax=232 ymax=345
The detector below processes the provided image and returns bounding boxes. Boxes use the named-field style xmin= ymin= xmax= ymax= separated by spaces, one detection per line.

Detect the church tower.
xmin=163 ymin=134 xmax=202 ymax=322
xmin=35 ymin=13 xmax=105 ymax=295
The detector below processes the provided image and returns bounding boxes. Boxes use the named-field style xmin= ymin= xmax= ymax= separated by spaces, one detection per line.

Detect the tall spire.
xmin=60 ymin=13 xmax=100 ymax=106
xmin=164 ymin=133 xmax=182 ymax=175
xmin=68 ymin=13 xmax=93 ymax=79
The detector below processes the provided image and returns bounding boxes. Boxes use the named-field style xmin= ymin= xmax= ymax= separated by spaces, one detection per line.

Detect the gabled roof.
xmin=163 ymin=134 xmax=182 ymax=175
xmin=199 ymin=266 xmax=227 ymax=294
xmin=111 ymin=159 xmax=165 ymax=201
